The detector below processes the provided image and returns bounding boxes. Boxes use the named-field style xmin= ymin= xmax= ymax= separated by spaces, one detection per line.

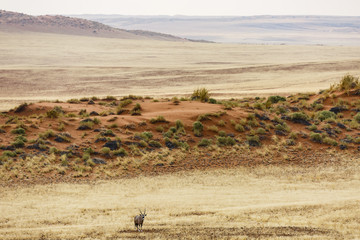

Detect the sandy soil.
xmin=1 ymin=31 xmax=360 ymax=110
xmin=1 ymin=162 xmax=359 ymax=239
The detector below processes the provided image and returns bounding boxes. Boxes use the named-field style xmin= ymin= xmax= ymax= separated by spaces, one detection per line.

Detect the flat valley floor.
xmin=1 ymin=159 xmax=360 ymax=239
xmin=1 ymin=31 xmax=360 ymax=110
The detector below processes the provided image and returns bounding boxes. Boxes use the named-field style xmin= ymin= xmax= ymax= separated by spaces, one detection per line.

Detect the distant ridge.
xmin=74 ymin=14 xmax=360 ymax=45
xmin=0 ymin=10 xmax=186 ymax=41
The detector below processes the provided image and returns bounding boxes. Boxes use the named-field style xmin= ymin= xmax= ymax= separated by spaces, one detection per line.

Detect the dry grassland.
xmin=1 ymin=159 xmax=359 ymax=239
xmin=1 ymin=31 xmax=360 ymax=110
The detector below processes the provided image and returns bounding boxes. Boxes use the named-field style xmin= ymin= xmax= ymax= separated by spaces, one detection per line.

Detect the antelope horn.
xmin=144 ymin=208 xmax=146 ymax=214
xmin=139 ymin=209 xmax=142 ymax=214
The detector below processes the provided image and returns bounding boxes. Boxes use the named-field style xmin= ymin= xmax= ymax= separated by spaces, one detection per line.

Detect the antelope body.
xmin=134 ymin=209 xmax=147 ymax=231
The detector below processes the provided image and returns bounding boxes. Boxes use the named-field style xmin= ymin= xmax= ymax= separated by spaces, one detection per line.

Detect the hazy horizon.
xmin=2 ymin=0 xmax=360 ymax=16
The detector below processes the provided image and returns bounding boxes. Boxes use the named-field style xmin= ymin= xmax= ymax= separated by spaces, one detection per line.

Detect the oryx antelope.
xmin=134 ymin=209 xmax=147 ymax=231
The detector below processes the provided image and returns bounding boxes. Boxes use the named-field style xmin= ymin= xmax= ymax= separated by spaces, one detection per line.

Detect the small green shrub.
xmin=235 ymin=124 xmax=245 ymax=132
xmin=100 ymin=147 xmax=111 ymax=155
xmin=198 ymin=138 xmax=212 ymax=147
xmin=136 ymin=131 xmax=153 ymax=141
xmin=12 ymin=138 xmax=25 ymax=148
xmin=67 ymin=98 xmax=80 ymax=104
xmin=46 ymin=106 xmax=64 ymax=118
xmin=192 ymin=88 xmax=210 ymax=102
xmin=104 ymin=95 xmax=117 ymax=101
xmin=323 ymin=137 xmax=338 ymax=146
xmin=156 ymin=126 xmax=164 ymax=132
xmin=150 ymin=116 xmax=168 ymax=124
xmin=119 ymin=99 xmax=133 ymax=108
xmin=310 ymin=132 xmax=322 ymax=143
xmin=197 ymin=114 xmax=211 ymax=121
xmin=316 ymin=111 xmax=336 ymax=121
xmin=148 ymin=140 xmax=162 ymax=148
xmin=130 ymin=103 xmax=142 ymax=115
xmin=289 ymin=132 xmax=298 ymax=140
xmin=308 ymin=124 xmax=317 ymax=131
xmin=217 ymin=120 xmax=226 ymax=127
xmin=275 ymin=123 xmax=290 ymax=133
xmin=267 ymin=95 xmax=286 ymax=104
xmin=11 ymin=127 xmax=25 ymax=135
xmin=256 ymin=128 xmax=266 ymax=135
xmin=216 ymin=136 xmax=235 ymax=146
xmin=2 ymin=150 xmax=16 ymax=157
xmin=253 ymin=102 xmax=265 ymax=110
xmin=290 ymin=112 xmax=309 ymax=121
xmin=337 ymin=74 xmax=359 ymax=91
xmin=14 ymin=103 xmax=28 ymax=113
xmin=207 ymin=125 xmax=219 ymax=133
xmin=39 ymin=129 xmax=55 ymax=139
xmin=193 ymin=121 xmax=204 ymax=137
xmin=209 ymin=98 xmax=217 ymax=104
xmin=246 ymin=135 xmax=261 ymax=146
xmin=113 ymin=148 xmax=128 ymax=157
xmin=354 ymin=112 xmax=360 ymax=123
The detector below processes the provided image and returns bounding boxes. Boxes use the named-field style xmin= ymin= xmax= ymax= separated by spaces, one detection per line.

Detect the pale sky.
xmin=2 ymin=0 xmax=360 ymax=16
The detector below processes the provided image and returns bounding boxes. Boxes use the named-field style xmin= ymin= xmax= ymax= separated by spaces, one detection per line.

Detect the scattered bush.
xmin=198 ymin=138 xmax=212 ymax=147
xmin=100 ymin=147 xmax=111 ymax=155
xmin=2 ymin=150 xmax=16 ymax=158
xmin=148 ymin=140 xmax=162 ymax=148
xmin=14 ymin=103 xmax=28 ymax=113
xmin=136 ymin=131 xmax=153 ymax=141
xmin=104 ymin=95 xmax=117 ymax=101
xmin=235 ymin=124 xmax=245 ymax=132
xmin=156 ymin=126 xmax=164 ymax=133
xmin=58 ymin=122 xmax=65 ymax=131
xmin=130 ymin=103 xmax=142 ymax=115
xmin=267 ymin=95 xmax=286 ymax=104
xmin=54 ymin=132 xmax=72 ymax=143
xmin=207 ymin=125 xmax=219 ymax=133
xmin=150 ymin=116 xmax=168 ymax=124
xmin=215 ymin=120 xmax=225 ymax=127
xmin=275 ymin=123 xmax=290 ymax=133
xmin=316 ymin=110 xmax=336 ymax=121
xmin=209 ymin=98 xmax=217 ymax=104
xmin=337 ymin=74 xmax=359 ymax=91
xmin=12 ymin=138 xmax=25 ymax=148
xmin=119 ymin=99 xmax=133 ymax=108
xmin=216 ymin=136 xmax=235 ymax=146
xmin=11 ymin=127 xmax=25 ymax=135
xmin=246 ymin=135 xmax=261 ymax=146
xmin=192 ymin=88 xmax=210 ymax=102
xmin=113 ymin=148 xmax=128 ymax=157
xmin=78 ymin=121 xmax=94 ymax=130
xmin=290 ymin=112 xmax=310 ymax=121
xmin=67 ymin=98 xmax=80 ymax=104
xmin=39 ymin=129 xmax=55 ymax=139
xmin=323 ymin=137 xmax=338 ymax=146
xmin=256 ymin=128 xmax=266 ymax=135
xmin=354 ymin=112 xmax=360 ymax=123
xmin=46 ymin=106 xmax=64 ymax=118
xmin=193 ymin=121 xmax=204 ymax=137
xmin=310 ymin=132 xmax=322 ymax=143
xmin=197 ymin=114 xmax=211 ymax=122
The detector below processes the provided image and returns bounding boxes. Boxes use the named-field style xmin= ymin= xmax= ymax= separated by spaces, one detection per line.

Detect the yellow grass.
xmin=1 ymin=159 xmax=360 ymax=239
xmin=1 ymin=31 xmax=360 ymax=110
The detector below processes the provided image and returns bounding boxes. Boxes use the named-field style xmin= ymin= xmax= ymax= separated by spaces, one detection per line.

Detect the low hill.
xmin=0 ymin=75 xmax=359 ymax=185
xmin=76 ymin=15 xmax=360 ymax=45
xmin=0 ymin=10 xmax=186 ymax=41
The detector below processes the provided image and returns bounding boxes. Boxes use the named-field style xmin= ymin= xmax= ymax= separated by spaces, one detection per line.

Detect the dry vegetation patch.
xmin=1 ymin=161 xmax=359 ymax=239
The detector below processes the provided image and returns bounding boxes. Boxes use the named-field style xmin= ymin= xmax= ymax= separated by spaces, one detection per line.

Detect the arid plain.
xmin=1 ymin=31 xmax=360 ymax=110
xmin=1 ymin=28 xmax=360 ymax=239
